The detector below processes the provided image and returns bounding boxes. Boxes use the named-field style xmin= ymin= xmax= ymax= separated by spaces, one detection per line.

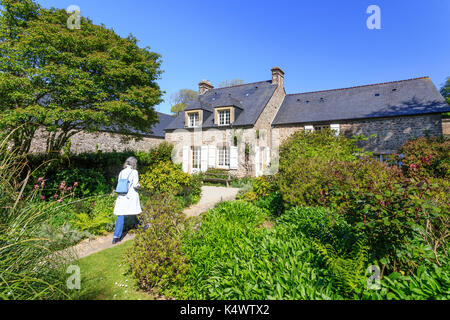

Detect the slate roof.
xmin=103 ymin=111 xmax=175 ymax=138
xmin=273 ymin=77 xmax=450 ymax=126
xmin=165 ymin=80 xmax=277 ymax=130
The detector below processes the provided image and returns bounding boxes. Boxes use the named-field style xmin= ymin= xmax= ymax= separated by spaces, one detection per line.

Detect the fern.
xmin=313 ymin=235 xmax=369 ymax=296
xmin=70 ymin=210 xmax=113 ymax=235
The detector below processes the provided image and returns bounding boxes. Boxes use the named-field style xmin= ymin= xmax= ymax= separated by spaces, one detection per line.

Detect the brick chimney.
xmin=198 ymin=80 xmax=214 ymax=95
xmin=271 ymin=67 xmax=285 ymax=88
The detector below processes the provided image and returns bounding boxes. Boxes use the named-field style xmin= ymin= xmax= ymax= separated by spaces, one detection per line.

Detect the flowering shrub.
xmin=398 ymin=136 xmax=450 ymax=179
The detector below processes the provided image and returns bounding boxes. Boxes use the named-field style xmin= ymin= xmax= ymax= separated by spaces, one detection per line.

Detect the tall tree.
xmin=441 ymin=77 xmax=450 ymax=118
xmin=441 ymin=77 xmax=450 ymax=104
xmin=0 ymin=0 xmax=163 ymax=154
xmin=218 ymin=79 xmax=244 ymax=88
xmin=170 ymin=89 xmax=197 ymax=115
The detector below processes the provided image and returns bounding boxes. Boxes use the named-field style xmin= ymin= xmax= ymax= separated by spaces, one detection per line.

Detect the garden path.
xmin=68 ymin=186 xmax=240 ymax=259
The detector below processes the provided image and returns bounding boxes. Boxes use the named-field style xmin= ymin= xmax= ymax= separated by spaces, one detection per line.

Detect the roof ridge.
xmin=156 ymin=111 xmax=175 ymax=117
xmin=213 ymin=80 xmax=272 ymax=90
xmin=287 ymin=76 xmax=430 ymax=96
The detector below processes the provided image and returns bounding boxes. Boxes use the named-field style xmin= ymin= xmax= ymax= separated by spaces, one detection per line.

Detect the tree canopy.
xmin=0 ymin=0 xmax=163 ymax=154
xmin=441 ymin=77 xmax=450 ymax=118
xmin=170 ymin=89 xmax=197 ymax=115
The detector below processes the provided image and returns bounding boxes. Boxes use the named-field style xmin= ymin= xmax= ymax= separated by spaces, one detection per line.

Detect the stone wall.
xmin=443 ymin=118 xmax=450 ymax=136
xmin=273 ymin=114 xmax=444 ymax=154
xmin=30 ymin=128 xmax=164 ymax=154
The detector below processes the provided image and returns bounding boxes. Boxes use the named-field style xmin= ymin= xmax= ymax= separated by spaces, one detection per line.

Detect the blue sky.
xmin=38 ymin=0 xmax=450 ymax=114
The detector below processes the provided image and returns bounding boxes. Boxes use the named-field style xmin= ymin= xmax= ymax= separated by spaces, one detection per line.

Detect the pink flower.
xmin=34 ymin=185 xmax=39 ymax=190
xmin=57 ymin=199 xmax=63 ymax=203
xmin=37 ymin=177 xmax=44 ymax=183
xmin=73 ymin=182 xmax=78 ymax=187
xmin=40 ymin=195 xmax=45 ymax=200
xmin=66 ymin=187 xmax=73 ymax=191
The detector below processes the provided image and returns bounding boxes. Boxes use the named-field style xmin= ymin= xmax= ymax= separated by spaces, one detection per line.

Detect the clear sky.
xmin=38 ymin=0 xmax=450 ymax=115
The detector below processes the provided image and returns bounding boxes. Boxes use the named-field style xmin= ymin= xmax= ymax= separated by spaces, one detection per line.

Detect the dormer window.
xmin=218 ymin=109 xmax=231 ymax=126
xmin=186 ymin=111 xmax=200 ymax=127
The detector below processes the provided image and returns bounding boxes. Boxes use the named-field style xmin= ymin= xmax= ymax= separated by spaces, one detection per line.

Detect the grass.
xmin=75 ymin=240 xmax=154 ymax=300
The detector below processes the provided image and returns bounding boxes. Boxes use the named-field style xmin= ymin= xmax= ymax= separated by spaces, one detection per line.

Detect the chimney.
xmin=198 ymin=80 xmax=214 ymax=95
xmin=271 ymin=67 xmax=285 ymax=88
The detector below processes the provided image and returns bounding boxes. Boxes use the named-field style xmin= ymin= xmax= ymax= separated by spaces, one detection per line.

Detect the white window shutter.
xmin=201 ymin=146 xmax=208 ymax=172
xmin=230 ymin=146 xmax=238 ymax=170
xmin=305 ymin=125 xmax=314 ymax=132
xmin=330 ymin=124 xmax=340 ymax=136
xmin=208 ymin=146 xmax=216 ymax=168
xmin=254 ymin=146 xmax=260 ymax=176
xmin=182 ymin=146 xmax=189 ymax=173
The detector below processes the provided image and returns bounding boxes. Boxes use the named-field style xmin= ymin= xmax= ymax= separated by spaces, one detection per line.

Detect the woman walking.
xmin=113 ymin=157 xmax=142 ymax=244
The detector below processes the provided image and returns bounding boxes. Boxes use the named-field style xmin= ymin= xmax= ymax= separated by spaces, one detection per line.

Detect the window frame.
xmin=188 ymin=112 xmax=200 ymax=128
xmin=192 ymin=146 xmax=201 ymax=170
xmin=218 ymin=109 xmax=231 ymax=126
xmin=218 ymin=146 xmax=230 ymax=168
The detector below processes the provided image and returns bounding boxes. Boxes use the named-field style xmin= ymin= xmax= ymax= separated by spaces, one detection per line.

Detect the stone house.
xmin=164 ymin=67 xmax=450 ymax=177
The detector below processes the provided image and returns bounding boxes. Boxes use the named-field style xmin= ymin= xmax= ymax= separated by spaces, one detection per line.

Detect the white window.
xmin=188 ymin=112 xmax=200 ymax=127
xmin=192 ymin=146 xmax=201 ymax=169
xmin=218 ymin=147 xmax=230 ymax=167
xmin=218 ymin=109 xmax=231 ymax=126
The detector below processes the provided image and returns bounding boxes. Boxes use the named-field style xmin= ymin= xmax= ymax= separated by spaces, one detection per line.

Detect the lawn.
xmin=74 ymin=240 xmax=153 ymax=300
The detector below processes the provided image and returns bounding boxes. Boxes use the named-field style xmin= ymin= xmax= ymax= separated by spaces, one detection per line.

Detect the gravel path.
xmin=67 ymin=186 xmax=240 ymax=259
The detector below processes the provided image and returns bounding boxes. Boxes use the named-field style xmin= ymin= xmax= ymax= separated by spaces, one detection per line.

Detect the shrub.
xmin=140 ymin=161 xmax=201 ymax=206
xmin=136 ymin=142 xmax=174 ymax=171
xmin=278 ymin=129 xmax=364 ymax=208
xmin=177 ymin=203 xmax=344 ymax=299
xmin=126 ymin=193 xmax=188 ymax=293
xmin=398 ymin=136 xmax=450 ymax=179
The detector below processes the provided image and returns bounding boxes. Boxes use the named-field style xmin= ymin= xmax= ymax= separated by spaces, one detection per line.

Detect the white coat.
xmin=113 ymin=166 xmax=142 ymax=216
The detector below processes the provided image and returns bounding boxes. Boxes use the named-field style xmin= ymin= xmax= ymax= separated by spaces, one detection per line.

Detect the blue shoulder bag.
xmin=115 ymin=170 xmax=133 ymax=194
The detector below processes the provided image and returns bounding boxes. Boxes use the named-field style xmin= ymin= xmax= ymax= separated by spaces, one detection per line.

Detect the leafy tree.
xmin=0 ymin=0 xmax=163 ymax=154
xmin=170 ymin=89 xmax=197 ymax=115
xmin=218 ymin=79 xmax=244 ymax=88
xmin=441 ymin=77 xmax=450 ymax=118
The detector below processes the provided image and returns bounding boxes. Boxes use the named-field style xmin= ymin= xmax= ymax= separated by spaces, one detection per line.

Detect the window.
xmin=188 ymin=112 xmax=200 ymax=127
xmin=218 ymin=147 xmax=230 ymax=167
xmin=192 ymin=147 xmax=201 ymax=169
xmin=218 ymin=109 xmax=231 ymax=126
xmin=314 ymin=125 xmax=330 ymax=131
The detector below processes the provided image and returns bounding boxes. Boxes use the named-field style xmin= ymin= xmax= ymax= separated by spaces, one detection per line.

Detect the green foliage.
xmin=140 ymin=161 xmax=201 ymax=206
xmin=399 ymin=136 xmax=450 ymax=179
xmin=126 ymin=193 xmax=188 ymax=293
xmin=0 ymin=0 xmax=163 ymax=154
xmin=140 ymin=161 xmax=191 ymax=194
xmin=170 ymin=89 xmax=198 ymax=114
xmin=0 ymin=133 xmax=75 ymax=300
xmin=135 ymin=142 xmax=174 ymax=170
xmin=176 ymin=203 xmax=344 ymax=299
xmin=69 ymin=195 xmax=116 ymax=235
xmin=278 ymin=129 xmax=364 ymax=207
xmin=27 ymin=145 xmax=173 ymax=199
xmin=441 ymin=76 xmax=450 ymax=106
